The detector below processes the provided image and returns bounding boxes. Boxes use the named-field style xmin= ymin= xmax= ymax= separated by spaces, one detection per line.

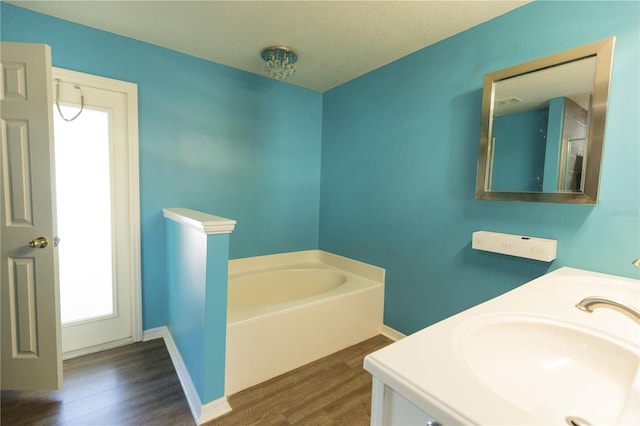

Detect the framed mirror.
xmin=475 ymin=38 xmax=615 ymax=204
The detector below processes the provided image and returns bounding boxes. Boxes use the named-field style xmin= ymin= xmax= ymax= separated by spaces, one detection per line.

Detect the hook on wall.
xmin=539 ymin=128 xmax=547 ymax=140
xmin=55 ymin=79 xmax=84 ymax=122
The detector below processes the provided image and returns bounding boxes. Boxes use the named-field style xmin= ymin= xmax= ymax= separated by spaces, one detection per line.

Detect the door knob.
xmin=28 ymin=236 xmax=49 ymax=249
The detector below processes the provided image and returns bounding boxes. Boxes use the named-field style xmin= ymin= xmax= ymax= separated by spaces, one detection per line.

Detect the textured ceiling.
xmin=7 ymin=1 xmax=530 ymax=92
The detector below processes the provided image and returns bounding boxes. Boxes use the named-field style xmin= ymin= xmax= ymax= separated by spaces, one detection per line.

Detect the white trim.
xmin=53 ymin=67 xmax=143 ymax=344
xmin=151 ymin=327 xmax=203 ymax=422
xmin=381 ymin=324 xmax=406 ymax=341
xmin=162 ymin=208 xmax=236 ymax=235
xmin=126 ymin=81 xmax=142 ymax=342
xmin=62 ymin=337 xmax=133 ymax=360
xmin=142 ymin=327 xmax=232 ymax=424
xmin=142 ymin=326 xmax=167 ymax=342
xmin=200 ymin=397 xmax=234 ymax=424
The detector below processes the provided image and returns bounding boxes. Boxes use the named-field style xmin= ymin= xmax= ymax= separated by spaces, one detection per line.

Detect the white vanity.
xmin=364 ymin=267 xmax=639 ymax=425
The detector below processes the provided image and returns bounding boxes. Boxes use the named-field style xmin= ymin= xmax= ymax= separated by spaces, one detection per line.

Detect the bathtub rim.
xmin=226 ymin=250 xmax=385 ymax=326
xmin=228 ymin=249 xmax=385 ymax=283
xmin=228 ymin=266 xmax=348 ymax=308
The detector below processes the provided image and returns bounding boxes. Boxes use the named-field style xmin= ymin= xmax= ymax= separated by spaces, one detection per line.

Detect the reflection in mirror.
xmin=476 ymin=38 xmax=615 ymax=204
xmin=490 ymin=57 xmax=595 ymax=192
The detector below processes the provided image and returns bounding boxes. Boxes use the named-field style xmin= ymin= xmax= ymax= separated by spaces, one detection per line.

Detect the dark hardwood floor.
xmin=208 ymin=334 xmax=392 ymax=426
xmin=1 ymin=339 xmax=193 ymax=426
xmin=1 ymin=335 xmax=393 ymax=426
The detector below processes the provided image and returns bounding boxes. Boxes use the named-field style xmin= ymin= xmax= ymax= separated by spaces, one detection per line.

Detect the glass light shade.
xmin=261 ymin=47 xmax=298 ymax=80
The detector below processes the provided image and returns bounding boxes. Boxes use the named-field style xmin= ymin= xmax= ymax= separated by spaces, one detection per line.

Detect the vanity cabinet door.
xmin=384 ymin=388 xmax=440 ymax=426
xmin=371 ymin=378 xmax=441 ymax=426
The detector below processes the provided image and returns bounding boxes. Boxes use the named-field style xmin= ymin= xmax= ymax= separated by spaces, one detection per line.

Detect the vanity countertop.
xmin=364 ymin=267 xmax=639 ymax=425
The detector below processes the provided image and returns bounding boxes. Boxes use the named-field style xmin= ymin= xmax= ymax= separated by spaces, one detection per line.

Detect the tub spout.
xmin=576 ymin=297 xmax=640 ymax=324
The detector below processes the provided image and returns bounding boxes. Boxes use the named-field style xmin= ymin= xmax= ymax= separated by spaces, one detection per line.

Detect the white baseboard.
xmin=381 ymin=324 xmax=406 ymax=341
xmin=63 ymin=337 xmax=134 ymax=360
xmin=142 ymin=327 xmax=232 ymax=424
xmin=200 ymin=397 xmax=233 ymax=423
xmin=142 ymin=326 xmax=167 ymax=342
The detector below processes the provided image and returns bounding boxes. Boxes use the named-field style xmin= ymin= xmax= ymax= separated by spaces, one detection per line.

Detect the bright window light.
xmin=54 ymin=105 xmax=115 ymax=325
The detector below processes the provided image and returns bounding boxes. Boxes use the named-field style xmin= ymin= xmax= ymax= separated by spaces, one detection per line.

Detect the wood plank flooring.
xmin=208 ymin=334 xmax=392 ymax=426
xmin=1 ymin=334 xmax=392 ymax=426
xmin=1 ymin=339 xmax=194 ymax=426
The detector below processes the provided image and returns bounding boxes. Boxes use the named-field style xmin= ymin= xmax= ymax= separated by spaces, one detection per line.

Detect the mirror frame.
xmin=475 ymin=38 xmax=615 ymax=204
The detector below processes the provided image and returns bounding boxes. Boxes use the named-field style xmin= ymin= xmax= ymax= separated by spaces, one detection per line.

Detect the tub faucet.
xmin=576 ymin=297 xmax=640 ymax=324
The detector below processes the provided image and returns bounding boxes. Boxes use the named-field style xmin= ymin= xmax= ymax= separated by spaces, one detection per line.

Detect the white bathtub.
xmin=225 ymin=250 xmax=385 ymax=395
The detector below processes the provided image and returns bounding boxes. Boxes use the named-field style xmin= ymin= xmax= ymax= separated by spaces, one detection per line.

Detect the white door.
xmin=52 ymin=68 xmax=142 ymax=358
xmin=1 ymin=42 xmax=63 ymax=390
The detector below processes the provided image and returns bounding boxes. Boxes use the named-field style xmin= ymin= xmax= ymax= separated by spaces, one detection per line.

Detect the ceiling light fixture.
xmin=261 ymin=47 xmax=298 ymax=80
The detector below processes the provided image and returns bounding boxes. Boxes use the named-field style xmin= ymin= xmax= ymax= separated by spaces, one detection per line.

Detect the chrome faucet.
xmin=576 ymin=297 xmax=640 ymax=324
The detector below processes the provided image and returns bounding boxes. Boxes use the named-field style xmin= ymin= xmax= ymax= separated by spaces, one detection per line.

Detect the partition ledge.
xmin=162 ymin=208 xmax=236 ymax=235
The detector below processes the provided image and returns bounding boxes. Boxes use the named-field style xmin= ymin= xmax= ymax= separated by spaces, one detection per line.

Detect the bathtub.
xmin=225 ymin=250 xmax=385 ymax=395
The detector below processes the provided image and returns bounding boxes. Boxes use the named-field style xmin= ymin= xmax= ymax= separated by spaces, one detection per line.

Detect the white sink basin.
xmin=457 ymin=314 xmax=639 ymax=425
xmin=365 ymin=269 xmax=640 ymax=425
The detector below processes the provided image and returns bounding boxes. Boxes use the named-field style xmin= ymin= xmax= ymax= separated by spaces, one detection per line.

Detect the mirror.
xmin=475 ymin=38 xmax=615 ymax=204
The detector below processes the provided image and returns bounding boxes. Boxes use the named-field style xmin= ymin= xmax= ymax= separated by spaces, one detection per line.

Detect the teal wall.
xmin=543 ymin=97 xmax=566 ymax=191
xmin=166 ymin=220 xmax=207 ymax=399
xmin=202 ymin=233 xmax=229 ymax=402
xmin=492 ymin=108 xmax=548 ymax=191
xmin=320 ymin=1 xmax=639 ymax=334
xmin=165 ymin=219 xmax=228 ymax=404
xmin=1 ymin=3 xmax=323 ymax=330
xmin=2 ymin=1 xmax=638 ymax=338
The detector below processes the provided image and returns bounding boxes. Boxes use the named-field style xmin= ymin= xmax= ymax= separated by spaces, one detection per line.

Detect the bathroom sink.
xmin=365 ymin=269 xmax=640 ymax=425
xmin=457 ymin=315 xmax=639 ymax=425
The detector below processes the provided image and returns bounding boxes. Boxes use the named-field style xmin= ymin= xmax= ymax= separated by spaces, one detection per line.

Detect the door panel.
xmin=1 ymin=42 xmax=62 ymax=390
xmin=8 ymin=257 xmax=38 ymax=356
xmin=4 ymin=120 xmax=33 ymax=224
